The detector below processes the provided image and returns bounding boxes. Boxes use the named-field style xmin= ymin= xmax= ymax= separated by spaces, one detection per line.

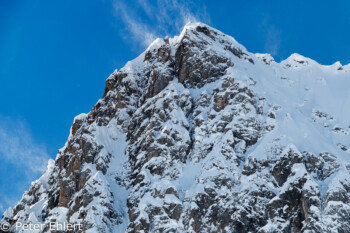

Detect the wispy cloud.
xmin=0 ymin=195 xmax=17 ymax=215
xmin=0 ymin=116 xmax=50 ymax=214
xmin=113 ymin=2 xmax=157 ymax=47
xmin=113 ymin=0 xmax=211 ymax=47
xmin=0 ymin=117 xmax=49 ymax=173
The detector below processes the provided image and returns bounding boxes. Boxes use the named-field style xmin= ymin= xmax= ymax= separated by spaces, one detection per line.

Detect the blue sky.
xmin=0 ymin=0 xmax=349 ymax=214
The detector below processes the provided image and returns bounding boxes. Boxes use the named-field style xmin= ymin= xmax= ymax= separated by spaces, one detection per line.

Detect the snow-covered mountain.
xmin=2 ymin=23 xmax=350 ymax=233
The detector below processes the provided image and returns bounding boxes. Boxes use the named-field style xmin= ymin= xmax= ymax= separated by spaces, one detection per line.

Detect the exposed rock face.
xmin=2 ymin=23 xmax=350 ymax=233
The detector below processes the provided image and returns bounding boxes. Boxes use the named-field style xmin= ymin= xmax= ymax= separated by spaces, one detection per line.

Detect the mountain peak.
xmin=180 ymin=22 xmax=247 ymax=50
xmin=2 ymin=23 xmax=350 ymax=233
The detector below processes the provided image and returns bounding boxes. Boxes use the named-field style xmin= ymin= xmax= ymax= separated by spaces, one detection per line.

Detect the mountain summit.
xmin=2 ymin=23 xmax=350 ymax=233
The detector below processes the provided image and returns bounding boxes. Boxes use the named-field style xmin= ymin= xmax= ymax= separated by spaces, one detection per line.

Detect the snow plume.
xmin=264 ymin=25 xmax=281 ymax=56
xmin=259 ymin=14 xmax=282 ymax=57
xmin=113 ymin=0 xmax=210 ymax=47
